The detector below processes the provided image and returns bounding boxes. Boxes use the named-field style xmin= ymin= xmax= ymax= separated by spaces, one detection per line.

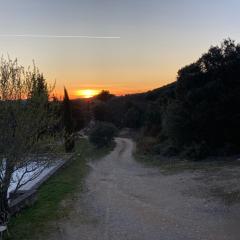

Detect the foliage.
xmin=89 ymin=122 xmax=117 ymax=148
xmin=180 ymin=142 xmax=209 ymax=160
xmin=136 ymin=137 xmax=158 ymax=155
xmin=95 ymin=90 xmax=115 ymax=102
xmin=92 ymin=90 xmax=115 ymax=122
xmin=165 ymin=39 xmax=240 ymax=155
xmin=0 ymin=57 xmax=59 ymax=216
xmin=62 ymin=88 xmax=75 ymax=152
xmin=124 ymin=104 xmax=145 ymax=129
xmin=71 ymin=101 xmax=86 ymax=131
xmin=92 ymin=102 xmax=108 ymax=122
xmin=70 ymin=98 xmax=91 ymax=132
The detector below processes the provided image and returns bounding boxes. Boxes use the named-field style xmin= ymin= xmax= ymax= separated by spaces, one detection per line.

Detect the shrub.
xmin=181 ymin=141 xmax=209 ymax=160
xmin=152 ymin=142 xmax=178 ymax=157
xmin=137 ymin=137 xmax=158 ymax=155
xmin=162 ymin=39 xmax=240 ymax=157
xmin=89 ymin=122 xmax=117 ymax=148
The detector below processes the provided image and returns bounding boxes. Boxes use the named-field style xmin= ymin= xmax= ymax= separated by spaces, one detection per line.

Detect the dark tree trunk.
xmin=0 ymin=160 xmax=14 ymax=222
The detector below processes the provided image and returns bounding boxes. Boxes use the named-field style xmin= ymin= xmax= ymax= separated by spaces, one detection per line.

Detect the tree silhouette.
xmin=62 ymin=87 xmax=75 ymax=152
xmin=95 ymin=90 xmax=115 ymax=102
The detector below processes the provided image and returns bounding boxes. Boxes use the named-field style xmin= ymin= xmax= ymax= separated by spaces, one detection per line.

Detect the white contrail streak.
xmin=0 ymin=34 xmax=120 ymax=39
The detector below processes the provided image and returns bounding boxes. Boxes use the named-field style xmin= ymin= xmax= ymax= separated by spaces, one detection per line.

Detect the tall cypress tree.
xmin=63 ymin=87 xmax=75 ymax=152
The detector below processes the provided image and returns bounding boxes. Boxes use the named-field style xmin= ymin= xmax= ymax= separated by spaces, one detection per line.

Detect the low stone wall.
xmin=9 ymin=154 xmax=74 ymax=215
xmin=9 ymin=189 xmax=37 ymax=215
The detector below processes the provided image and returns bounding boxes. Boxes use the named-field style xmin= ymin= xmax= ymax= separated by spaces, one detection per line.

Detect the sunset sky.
xmin=0 ymin=0 xmax=240 ymax=98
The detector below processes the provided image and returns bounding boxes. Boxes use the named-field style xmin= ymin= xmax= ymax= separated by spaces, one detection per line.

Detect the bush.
xmin=181 ymin=141 xmax=209 ymax=160
xmin=89 ymin=122 xmax=117 ymax=148
xmin=162 ymin=39 xmax=240 ymax=157
xmin=137 ymin=137 xmax=158 ymax=155
xmin=152 ymin=142 xmax=178 ymax=157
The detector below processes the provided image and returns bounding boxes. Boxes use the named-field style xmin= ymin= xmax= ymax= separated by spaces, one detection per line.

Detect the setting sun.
xmin=76 ymin=89 xmax=100 ymax=98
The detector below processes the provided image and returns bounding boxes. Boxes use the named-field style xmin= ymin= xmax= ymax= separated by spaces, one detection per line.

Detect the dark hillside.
xmin=70 ymin=40 xmax=240 ymax=160
xmin=103 ymin=40 xmax=240 ymax=160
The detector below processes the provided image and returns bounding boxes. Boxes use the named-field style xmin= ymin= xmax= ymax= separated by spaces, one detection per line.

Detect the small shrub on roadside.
xmin=89 ymin=122 xmax=118 ymax=148
xmin=137 ymin=137 xmax=158 ymax=155
xmin=181 ymin=141 xmax=209 ymax=160
xmin=152 ymin=142 xmax=178 ymax=157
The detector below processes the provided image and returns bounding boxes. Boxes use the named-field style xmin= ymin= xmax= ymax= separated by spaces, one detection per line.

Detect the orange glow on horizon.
xmin=76 ymin=89 xmax=100 ymax=98
xmin=54 ymin=87 xmax=158 ymax=100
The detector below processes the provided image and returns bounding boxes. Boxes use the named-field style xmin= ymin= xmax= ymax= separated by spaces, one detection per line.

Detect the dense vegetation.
xmin=80 ymin=39 xmax=240 ymax=160
xmin=162 ymin=39 xmax=240 ymax=158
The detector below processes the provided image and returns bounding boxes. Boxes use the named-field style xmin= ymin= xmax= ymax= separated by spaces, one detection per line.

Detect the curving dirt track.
xmin=48 ymin=138 xmax=240 ymax=240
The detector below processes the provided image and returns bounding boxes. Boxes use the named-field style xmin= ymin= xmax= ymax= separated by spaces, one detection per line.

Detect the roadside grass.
xmin=7 ymin=139 xmax=112 ymax=240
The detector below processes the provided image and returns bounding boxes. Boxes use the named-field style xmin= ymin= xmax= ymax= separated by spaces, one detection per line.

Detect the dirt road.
xmin=48 ymin=138 xmax=240 ymax=240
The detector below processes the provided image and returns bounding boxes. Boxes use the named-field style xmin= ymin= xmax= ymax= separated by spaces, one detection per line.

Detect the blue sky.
xmin=0 ymin=0 xmax=239 ymax=97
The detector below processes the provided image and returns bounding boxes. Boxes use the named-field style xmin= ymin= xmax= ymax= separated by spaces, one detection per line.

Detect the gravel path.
xmin=48 ymin=138 xmax=240 ymax=240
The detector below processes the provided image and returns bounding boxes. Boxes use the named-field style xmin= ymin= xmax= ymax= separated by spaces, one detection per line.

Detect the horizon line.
xmin=0 ymin=34 xmax=121 ymax=39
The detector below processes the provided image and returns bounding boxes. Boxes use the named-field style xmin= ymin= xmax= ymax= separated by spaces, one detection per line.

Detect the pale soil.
xmin=46 ymin=138 xmax=240 ymax=240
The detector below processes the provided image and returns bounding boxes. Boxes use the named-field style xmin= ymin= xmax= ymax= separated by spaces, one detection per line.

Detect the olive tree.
xmin=0 ymin=57 xmax=59 ymax=220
